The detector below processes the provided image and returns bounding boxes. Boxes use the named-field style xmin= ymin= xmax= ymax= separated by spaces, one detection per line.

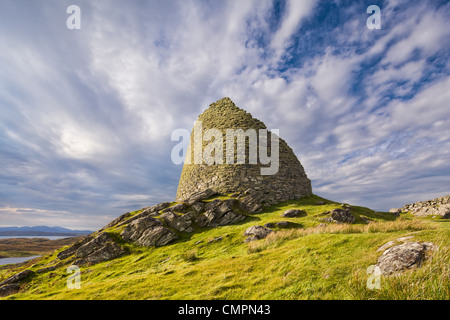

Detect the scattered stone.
xmin=36 ymin=265 xmax=57 ymax=273
xmin=282 ymin=209 xmax=306 ymax=218
xmin=243 ymin=225 xmax=273 ymax=242
xmin=376 ymin=242 xmax=434 ymax=275
xmin=341 ymin=204 xmax=350 ymax=209
xmin=316 ymin=201 xmax=325 ymax=205
xmin=276 ymin=221 xmax=290 ymax=228
xmin=330 ymin=208 xmax=355 ymax=224
xmin=207 ymin=236 xmax=223 ymax=244
xmin=264 ymin=223 xmax=275 ymax=228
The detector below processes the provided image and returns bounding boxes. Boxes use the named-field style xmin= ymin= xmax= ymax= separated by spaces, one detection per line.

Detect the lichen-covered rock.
xmin=243 ymin=225 xmax=273 ymax=242
xmin=135 ymin=226 xmax=178 ymax=247
xmin=195 ymin=199 xmax=245 ymax=227
xmin=121 ymin=216 xmax=162 ymax=242
xmin=0 ymin=269 xmax=34 ymax=287
xmin=330 ymin=208 xmax=355 ymax=224
xmin=183 ymin=189 xmax=218 ymax=205
xmin=74 ymin=232 xmax=126 ymax=265
xmin=282 ymin=209 xmax=306 ymax=217
xmin=57 ymin=234 xmax=94 ymax=260
xmin=376 ymin=241 xmax=434 ymax=275
xmin=160 ymin=211 xmax=194 ymax=232
xmin=400 ymin=195 xmax=450 ymax=217
xmin=0 ymin=283 xmax=20 ymax=297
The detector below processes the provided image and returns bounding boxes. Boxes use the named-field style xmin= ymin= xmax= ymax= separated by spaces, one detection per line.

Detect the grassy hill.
xmin=1 ymin=195 xmax=449 ymax=300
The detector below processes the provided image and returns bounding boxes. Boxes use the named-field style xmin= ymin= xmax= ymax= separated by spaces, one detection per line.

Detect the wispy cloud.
xmin=0 ymin=0 xmax=449 ymax=229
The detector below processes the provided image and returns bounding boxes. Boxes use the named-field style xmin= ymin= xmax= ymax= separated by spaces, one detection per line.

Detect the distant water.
xmin=0 ymin=255 xmax=41 ymax=266
xmin=0 ymin=235 xmax=76 ymax=240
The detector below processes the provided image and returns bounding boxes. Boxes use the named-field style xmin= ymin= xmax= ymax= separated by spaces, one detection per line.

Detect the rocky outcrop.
xmin=395 ymin=195 xmax=450 ymax=217
xmin=73 ymin=232 xmax=126 ymax=265
xmin=195 ymin=199 xmax=246 ymax=227
xmin=0 ymin=269 xmax=34 ymax=297
xmin=243 ymin=225 xmax=273 ymax=242
xmin=376 ymin=241 xmax=434 ymax=275
xmin=57 ymin=232 xmax=126 ymax=265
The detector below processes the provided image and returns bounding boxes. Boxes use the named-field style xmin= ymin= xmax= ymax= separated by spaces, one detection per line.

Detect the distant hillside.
xmin=0 ymin=226 xmax=92 ymax=237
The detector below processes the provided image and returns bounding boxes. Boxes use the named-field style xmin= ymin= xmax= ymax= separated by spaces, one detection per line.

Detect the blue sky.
xmin=0 ymin=0 xmax=449 ymax=229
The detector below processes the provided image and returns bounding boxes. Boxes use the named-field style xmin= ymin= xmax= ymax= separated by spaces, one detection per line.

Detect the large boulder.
xmin=243 ymin=225 xmax=273 ymax=242
xmin=376 ymin=242 xmax=434 ymax=275
xmin=330 ymin=208 xmax=355 ymax=224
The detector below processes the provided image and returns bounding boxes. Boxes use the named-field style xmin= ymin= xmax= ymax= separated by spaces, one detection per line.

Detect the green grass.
xmin=2 ymin=195 xmax=449 ymax=300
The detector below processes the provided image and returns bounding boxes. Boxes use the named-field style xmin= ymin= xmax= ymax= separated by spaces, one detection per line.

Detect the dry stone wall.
xmin=176 ymin=97 xmax=312 ymax=205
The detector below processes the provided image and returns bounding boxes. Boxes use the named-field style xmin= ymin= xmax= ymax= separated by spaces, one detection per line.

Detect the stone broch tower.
xmin=176 ymin=97 xmax=312 ymax=206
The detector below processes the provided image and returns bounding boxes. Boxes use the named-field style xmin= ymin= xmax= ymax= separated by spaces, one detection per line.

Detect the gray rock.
xmin=276 ymin=221 xmax=290 ymax=228
xmin=282 ymin=209 xmax=307 ymax=217
xmin=57 ymin=234 xmax=94 ymax=260
xmin=190 ymin=201 xmax=204 ymax=213
xmin=74 ymin=232 xmax=126 ymax=265
xmin=163 ymin=202 xmax=188 ymax=213
xmin=243 ymin=225 xmax=273 ymax=242
xmin=195 ymin=199 xmax=245 ymax=227
xmin=0 ymin=269 xmax=34 ymax=287
xmin=0 ymin=283 xmax=20 ymax=297
xmin=330 ymin=208 xmax=355 ymax=224
xmin=376 ymin=242 xmax=434 ymax=275
xmin=121 ymin=216 xmax=162 ymax=242
xmin=160 ymin=211 xmax=193 ymax=232
xmin=316 ymin=201 xmax=325 ymax=205
xmin=115 ymin=203 xmax=170 ymax=228
xmin=135 ymin=226 xmax=178 ymax=247
xmin=264 ymin=222 xmax=275 ymax=228
xmin=442 ymin=211 xmax=450 ymax=219
xmin=239 ymin=194 xmax=263 ymax=213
